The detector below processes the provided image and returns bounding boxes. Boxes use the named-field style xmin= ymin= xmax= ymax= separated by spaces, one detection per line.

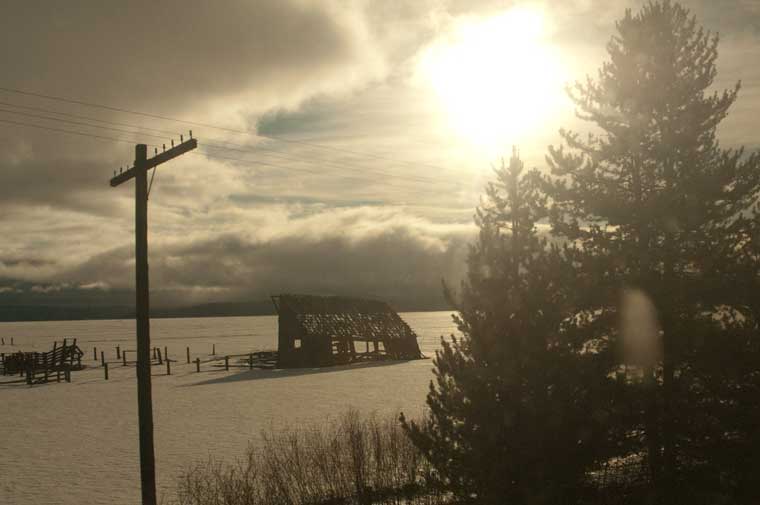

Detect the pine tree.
xmin=403 ymin=149 xmax=613 ymax=504
xmin=544 ymin=1 xmax=760 ymax=502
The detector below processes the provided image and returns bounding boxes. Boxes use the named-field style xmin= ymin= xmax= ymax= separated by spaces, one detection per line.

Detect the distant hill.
xmin=0 ymin=301 xmax=275 ymax=322
xmin=0 ymin=296 xmax=451 ymax=322
xmin=0 ymin=305 xmax=133 ymax=322
xmin=146 ymin=301 xmax=278 ymax=319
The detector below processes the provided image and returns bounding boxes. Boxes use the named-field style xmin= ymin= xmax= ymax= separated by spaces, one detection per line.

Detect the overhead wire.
xmin=0 ymin=107 xmax=170 ymax=142
xmin=0 ymin=117 xmax=143 ymax=145
xmin=0 ymin=116 xmax=471 ymax=196
xmin=192 ymin=150 xmax=458 ymax=193
xmin=0 ymin=99 xmax=451 ymax=185
xmin=0 ymin=104 xmax=464 ymax=189
xmin=0 ymin=100 xmax=183 ymax=136
xmin=0 ymin=85 xmax=456 ymax=172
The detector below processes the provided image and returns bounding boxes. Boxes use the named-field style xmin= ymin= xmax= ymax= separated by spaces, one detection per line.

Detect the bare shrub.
xmin=176 ymin=410 xmax=447 ymax=505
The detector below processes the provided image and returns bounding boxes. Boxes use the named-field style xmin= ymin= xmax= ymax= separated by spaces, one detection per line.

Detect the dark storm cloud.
xmin=0 ymin=0 xmax=369 ymax=113
xmin=0 ymin=154 xmax=117 ymax=213
xmin=46 ymin=208 xmax=473 ymax=307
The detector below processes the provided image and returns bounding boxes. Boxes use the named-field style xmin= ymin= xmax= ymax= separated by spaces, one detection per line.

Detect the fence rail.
xmin=0 ymin=338 xmax=83 ymax=384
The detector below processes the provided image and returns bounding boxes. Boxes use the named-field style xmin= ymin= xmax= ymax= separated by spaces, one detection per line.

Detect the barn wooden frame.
xmin=271 ymin=294 xmax=423 ymax=368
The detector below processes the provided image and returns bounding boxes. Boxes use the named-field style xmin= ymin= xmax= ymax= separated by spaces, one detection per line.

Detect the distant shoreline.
xmin=0 ymin=302 xmax=453 ymax=323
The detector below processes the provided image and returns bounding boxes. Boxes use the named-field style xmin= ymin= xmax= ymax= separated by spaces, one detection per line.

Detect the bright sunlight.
xmin=419 ymin=7 xmax=567 ymax=153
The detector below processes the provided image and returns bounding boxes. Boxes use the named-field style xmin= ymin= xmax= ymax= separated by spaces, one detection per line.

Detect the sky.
xmin=1 ymin=0 xmax=759 ymax=310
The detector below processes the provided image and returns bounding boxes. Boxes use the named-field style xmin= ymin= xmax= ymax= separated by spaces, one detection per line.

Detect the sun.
xmin=419 ymin=7 xmax=566 ymax=153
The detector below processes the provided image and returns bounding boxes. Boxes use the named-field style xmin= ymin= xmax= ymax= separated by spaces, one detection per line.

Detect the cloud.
xmin=0 ymin=0 xmax=386 ymax=118
xmin=42 ymin=206 xmax=473 ymax=307
xmin=79 ymin=281 xmax=109 ymax=291
xmin=30 ymin=283 xmax=70 ymax=294
xmin=2 ymin=0 xmax=758 ymax=313
xmin=0 ymin=0 xmax=395 ymax=214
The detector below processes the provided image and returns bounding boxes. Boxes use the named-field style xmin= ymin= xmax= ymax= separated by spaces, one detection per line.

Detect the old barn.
xmin=271 ymin=294 xmax=423 ymax=368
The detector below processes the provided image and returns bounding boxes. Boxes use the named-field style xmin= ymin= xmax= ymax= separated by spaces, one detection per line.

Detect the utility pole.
xmin=110 ymin=135 xmax=197 ymax=505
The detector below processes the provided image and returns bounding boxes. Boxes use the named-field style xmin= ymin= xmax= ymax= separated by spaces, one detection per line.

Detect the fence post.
xmin=104 ymin=362 xmax=109 ymax=381
xmin=195 ymin=358 xmax=200 ymax=373
xmin=94 ymin=347 xmax=98 ymax=361
xmin=186 ymin=347 xmax=190 ymax=364
xmin=65 ymin=369 xmax=71 ymax=382
xmin=249 ymin=353 xmax=253 ymax=370
xmin=157 ymin=348 xmax=163 ymax=365
xmin=164 ymin=346 xmax=168 ymax=362
xmin=166 ymin=359 xmax=171 ymax=376
xmin=212 ymin=343 xmax=216 ymax=355
xmin=123 ymin=351 xmax=127 ymax=367
xmin=56 ymin=369 xmax=61 ymax=382
xmin=101 ymin=351 xmax=105 ymax=367
xmin=26 ymin=366 xmax=32 ymax=386
xmin=225 ymin=356 xmax=229 ymax=371
xmin=116 ymin=345 xmax=121 ymax=359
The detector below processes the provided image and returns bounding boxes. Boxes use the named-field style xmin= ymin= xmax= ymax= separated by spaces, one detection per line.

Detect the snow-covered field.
xmin=0 ymin=312 xmax=455 ymax=505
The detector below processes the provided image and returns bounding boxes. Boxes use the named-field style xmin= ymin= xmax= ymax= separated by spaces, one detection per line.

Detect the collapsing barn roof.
xmin=271 ymin=294 xmax=423 ymax=368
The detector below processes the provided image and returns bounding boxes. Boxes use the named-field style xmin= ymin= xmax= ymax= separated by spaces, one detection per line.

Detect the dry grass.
xmin=175 ymin=410 xmax=447 ymax=505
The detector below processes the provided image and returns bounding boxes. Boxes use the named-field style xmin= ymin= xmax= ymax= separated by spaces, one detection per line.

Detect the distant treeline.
xmin=0 ymin=297 xmax=450 ymax=323
xmin=0 ymin=305 xmax=133 ymax=322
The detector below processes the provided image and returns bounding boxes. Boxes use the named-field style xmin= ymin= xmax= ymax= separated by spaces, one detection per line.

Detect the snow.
xmin=0 ymin=312 xmax=455 ymax=505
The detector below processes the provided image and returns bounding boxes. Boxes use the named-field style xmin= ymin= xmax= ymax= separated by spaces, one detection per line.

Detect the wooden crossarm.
xmin=110 ymin=138 xmax=197 ymax=187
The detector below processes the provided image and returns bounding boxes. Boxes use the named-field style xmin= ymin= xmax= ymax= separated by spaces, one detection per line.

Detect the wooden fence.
xmin=0 ymin=338 xmax=83 ymax=385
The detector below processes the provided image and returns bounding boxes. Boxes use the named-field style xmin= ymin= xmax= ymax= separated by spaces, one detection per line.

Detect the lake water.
xmin=0 ymin=312 xmax=457 ymax=505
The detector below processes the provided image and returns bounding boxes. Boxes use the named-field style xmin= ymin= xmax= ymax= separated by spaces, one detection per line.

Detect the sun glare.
xmin=420 ymin=7 xmax=566 ymax=153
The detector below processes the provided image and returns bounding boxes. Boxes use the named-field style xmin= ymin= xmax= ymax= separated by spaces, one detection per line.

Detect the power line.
xmin=0 ymin=85 xmax=456 ymax=172
xmin=0 ymin=105 xmax=460 ymax=188
xmin=0 ymin=117 xmax=144 ymax=145
xmin=0 ymin=116 xmax=470 ymax=194
xmin=0 ymin=100 xmax=182 ymax=137
xmin=0 ymin=100 xmax=447 ymax=184
xmin=199 ymin=142 xmax=456 ymax=187
xmin=194 ymin=150 xmax=462 ymax=192
xmin=0 ymin=107 xmax=170 ymax=142
xmin=0 ymin=86 xmax=240 ymax=133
